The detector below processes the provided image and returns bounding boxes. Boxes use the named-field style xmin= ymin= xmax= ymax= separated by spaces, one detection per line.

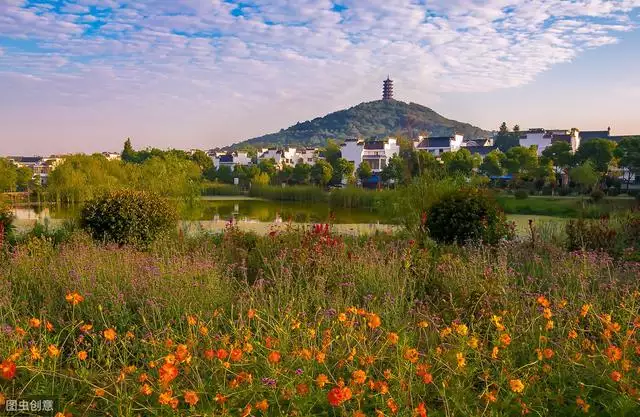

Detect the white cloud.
xmin=0 ymin=0 xmax=639 ymax=153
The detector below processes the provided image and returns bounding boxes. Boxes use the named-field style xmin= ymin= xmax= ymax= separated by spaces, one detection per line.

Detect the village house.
xmin=413 ymin=134 xmax=464 ymax=156
xmin=8 ymin=155 xmax=65 ymax=185
xmin=212 ymin=152 xmax=252 ymax=170
xmin=340 ymin=137 xmax=400 ymax=173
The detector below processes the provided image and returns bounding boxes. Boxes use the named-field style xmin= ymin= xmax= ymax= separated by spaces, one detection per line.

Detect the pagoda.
xmin=382 ymin=76 xmax=394 ymax=100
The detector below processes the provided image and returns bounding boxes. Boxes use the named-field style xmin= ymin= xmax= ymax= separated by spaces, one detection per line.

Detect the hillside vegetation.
xmin=234 ymin=100 xmax=490 ymax=148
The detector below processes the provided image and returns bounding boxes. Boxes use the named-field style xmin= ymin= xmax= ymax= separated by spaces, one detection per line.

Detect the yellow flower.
xmin=456 ymin=352 xmax=466 ymax=369
xmin=187 ymin=315 xmax=197 ymax=326
xmin=568 ymin=330 xmax=578 ymax=340
xmin=440 ymin=327 xmax=452 ymax=338
xmin=491 ymin=346 xmax=499 ymax=359
xmin=500 ymin=333 xmax=511 ymax=347
xmin=468 ymin=337 xmax=479 ymax=349
xmin=352 ymin=369 xmax=367 ymax=384
xmin=140 ymin=384 xmax=153 ymax=396
xmin=403 ymin=348 xmax=419 ymax=364
xmin=509 ymin=379 xmax=525 ymax=393
xmin=417 ymin=320 xmax=429 ymax=328
xmin=47 ymin=344 xmax=60 ymax=358
xmin=545 ymin=320 xmax=554 ymax=330
xmin=30 ymin=346 xmax=41 ymax=361
xmin=454 ymin=323 xmax=468 ymax=336
xmin=580 ymin=304 xmax=591 ymax=318
xmin=543 ymin=308 xmax=553 ymax=319
xmin=316 ymin=374 xmax=329 ymax=388
xmin=338 ymin=313 xmax=347 ymax=322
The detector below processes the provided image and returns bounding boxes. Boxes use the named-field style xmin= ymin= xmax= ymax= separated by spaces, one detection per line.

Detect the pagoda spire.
xmin=382 ymin=76 xmax=394 ymax=100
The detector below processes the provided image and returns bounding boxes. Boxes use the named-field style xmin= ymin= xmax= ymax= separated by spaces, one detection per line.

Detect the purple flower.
xmin=261 ymin=377 xmax=277 ymax=387
xmin=295 ymin=368 xmax=303 ymax=375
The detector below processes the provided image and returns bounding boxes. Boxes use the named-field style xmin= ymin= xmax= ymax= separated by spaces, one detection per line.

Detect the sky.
xmin=1 ymin=0 xmax=640 ymax=156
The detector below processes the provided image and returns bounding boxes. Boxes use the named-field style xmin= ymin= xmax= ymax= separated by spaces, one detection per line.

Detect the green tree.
xmin=495 ymin=122 xmax=519 ymax=152
xmin=324 ymin=140 xmax=342 ymax=166
xmin=310 ymin=160 xmax=333 ymax=186
xmin=190 ymin=150 xmax=214 ymax=172
xmin=331 ymin=158 xmax=355 ymax=185
xmin=122 ymin=138 xmax=137 ymax=163
xmin=291 ymin=163 xmax=311 ymax=185
xmin=542 ymin=141 xmax=573 ymax=169
xmin=504 ymin=146 xmax=538 ymax=176
xmin=15 ymin=166 xmax=33 ymax=191
xmin=252 ymin=172 xmax=270 ymax=186
xmin=357 ymin=161 xmax=373 ymax=182
xmin=381 ymin=155 xmax=406 ymax=185
xmin=570 ymin=161 xmax=599 ymax=193
xmin=216 ymin=166 xmax=234 ymax=184
xmin=479 ymin=150 xmax=506 ymax=177
xmin=258 ymin=158 xmax=278 ymax=179
xmin=409 ymin=150 xmax=440 ymax=177
xmin=441 ymin=149 xmax=479 ymax=176
xmin=614 ymin=137 xmax=640 ymax=192
xmin=0 ymin=158 xmax=18 ymax=192
xmin=575 ymin=139 xmax=616 ymax=175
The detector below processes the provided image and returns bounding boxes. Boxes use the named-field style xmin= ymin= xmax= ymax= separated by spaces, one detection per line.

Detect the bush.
xmin=80 ymin=190 xmax=177 ymax=247
xmin=426 ymin=188 xmax=514 ymax=245
xmin=566 ymin=218 xmax=618 ymax=255
xmin=590 ymin=189 xmax=605 ymax=202
xmin=514 ymin=189 xmax=529 ymax=200
xmin=0 ymin=201 xmax=15 ymax=247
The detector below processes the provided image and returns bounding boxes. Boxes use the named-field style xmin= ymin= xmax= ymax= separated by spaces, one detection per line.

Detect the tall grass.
xmin=201 ymin=182 xmax=245 ymax=196
xmin=249 ymin=185 xmax=328 ymax=203
xmin=328 ymin=187 xmax=397 ymax=209
xmin=496 ymin=195 xmax=637 ymax=218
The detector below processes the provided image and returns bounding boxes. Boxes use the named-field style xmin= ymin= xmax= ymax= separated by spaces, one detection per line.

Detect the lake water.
xmin=11 ymin=199 xmax=387 ymax=225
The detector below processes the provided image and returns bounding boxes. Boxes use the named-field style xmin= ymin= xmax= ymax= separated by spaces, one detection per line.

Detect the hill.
xmin=233 ymin=100 xmax=490 ymax=149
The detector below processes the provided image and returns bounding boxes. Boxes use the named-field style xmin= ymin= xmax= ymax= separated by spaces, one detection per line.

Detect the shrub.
xmin=590 ymin=189 xmax=605 ymax=202
xmin=426 ymin=188 xmax=514 ymax=245
xmin=80 ymin=190 xmax=177 ymax=247
xmin=0 ymin=201 xmax=15 ymax=247
xmin=514 ymin=189 xmax=529 ymax=199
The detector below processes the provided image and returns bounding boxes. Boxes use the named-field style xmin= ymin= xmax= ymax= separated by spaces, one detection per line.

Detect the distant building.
xmin=102 ymin=152 xmax=121 ymax=161
xmin=382 ymin=77 xmax=394 ymax=101
xmin=212 ymin=152 xmax=252 ymax=170
xmin=341 ymin=137 xmax=400 ymax=173
xmin=413 ymin=134 xmax=465 ymax=156
xmin=519 ymin=128 xmax=580 ymax=154
xmin=7 ymin=156 xmax=65 ymax=185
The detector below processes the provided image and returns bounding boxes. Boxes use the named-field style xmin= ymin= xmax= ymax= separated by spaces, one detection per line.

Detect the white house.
xmin=212 ymin=152 xmax=252 ymax=170
xmin=519 ymin=128 xmax=580 ymax=155
xmin=102 ymin=152 xmax=121 ymax=161
xmin=340 ymin=137 xmax=400 ymax=173
xmin=413 ymin=134 xmax=464 ymax=156
xmin=257 ymin=147 xmax=299 ymax=168
xmin=8 ymin=156 xmax=65 ymax=185
xmin=294 ymin=148 xmax=320 ymax=165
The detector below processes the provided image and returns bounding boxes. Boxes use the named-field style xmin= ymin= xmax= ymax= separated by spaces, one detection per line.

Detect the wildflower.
xmin=94 ymin=388 xmax=105 ymax=397
xmin=454 ymin=323 xmax=468 ymax=336
xmin=387 ymin=398 xmax=399 ymax=414
xmin=622 ymin=359 xmax=632 ymax=371
xmin=316 ymin=374 xmax=329 ymax=388
xmin=77 ymin=351 xmax=88 ymax=361
xmin=414 ymin=403 xmax=428 ymax=417
xmin=605 ymin=345 xmax=622 ymax=362
xmin=545 ymin=320 xmax=554 ymax=330
xmin=45 ymin=321 xmax=54 ymax=332
xmin=158 ymin=390 xmax=173 ymax=406
xmin=558 ymin=299 xmax=568 ymax=309
xmin=610 ymin=370 xmax=622 ymax=382
xmin=509 ymin=379 xmax=525 ymax=393
xmin=255 ymin=399 xmax=269 ymax=412
xmin=30 ymin=346 xmax=41 ymax=361
xmin=140 ymin=384 xmax=153 ymax=396
xmin=354 ymin=411 xmax=366 ymax=417
xmin=103 ymin=328 xmax=116 ymax=342
xmin=568 ymin=330 xmax=578 ymax=340
xmin=240 ymin=404 xmax=252 ymax=417
xmin=175 ymin=344 xmax=191 ymax=363
xmin=482 ymin=390 xmax=498 ymax=404
xmin=267 ymin=351 xmax=281 ymax=364
xmin=65 ymin=292 xmax=84 ymax=305
xmin=47 ymin=345 xmax=60 ymax=358
xmin=316 ymin=351 xmax=326 ymax=363
xmin=368 ymin=313 xmax=382 ymax=329
xmin=247 ymin=309 xmax=256 ymax=319
xmin=216 ymin=348 xmax=228 ymax=360
xmin=543 ymin=308 xmax=553 ymax=319
xmin=384 ymin=369 xmax=393 ymax=380
xmin=576 ymin=397 xmax=590 ymax=413
xmin=187 ymin=315 xmax=197 ymax=326
xmin=80 ymin=323 xmax=93 ymax=333
xmin=126 ymin=331 xmax=135 ymax=340
xmin=417 ymin=320 xmax=429 ymax=328
xmin=296 ymin=383 xmax=310 ymax=396
xmin=291 ymin=319 xmax=301 ymax=330
xmin=352 ymin=369 xmax=367 ymax=384
xmin=199 ymin=326 xmax=208 ymax=336
xmin=580 ymin=304 xmax=591 ymax=318
xmin=500 ymin=333 xmax=511 ymax=347
xmin=491 ymin=315 xmax=505 ymax=331
xmin=404 ymin=348 xmax=419 ymax=363
xmin=243 ymin=342 xmax=254 ymax=353
xmin=491 ymin=346 xmax=499 ymax=359
xmin=543 ymin=348 xmax=554 ymax=359
xmin=0 ymin=361 xmax=16 ymax=380
xmin=184 ymin=390 xmax=199 ymax=406
xmin=229 ymin=348 xmax=243 ymax=362
xmin=338 ymin=313 xmax=347 ymax=322
xmin=29 ymin=318 xmax=41 ymax=328
xmin=215 ymin=393 xmax=227 ymax=404
xmin=159 ymin=362 xmax=178 ymax=385
xmin=456 ymin=352 xmax=466 ymax=369
xmin=440 ymin=327 xmax=452 ymax=338
xmin=468 ymin=336 xmax=479 ymax=349
xmin=537 ymin=296 xmax=550 ymax=308
xmin=327 ymin=387 xmax=352 ymax=407
xmin=416 ymin=364 xmax=433 ymax=384
xmin=387 ymin=332 xmax=399 ymax=344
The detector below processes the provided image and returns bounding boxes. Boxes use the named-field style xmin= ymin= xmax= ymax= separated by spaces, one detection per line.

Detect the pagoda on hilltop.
xmin=382 ymin=76 xmax=394 ymax=100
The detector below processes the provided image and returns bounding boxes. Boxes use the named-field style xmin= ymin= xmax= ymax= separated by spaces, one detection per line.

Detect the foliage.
xmin=80 ymin=190 xmax=178 ymax=247
xmin=216 ymin=165 xmax=234 ymax=184
xmin=504 ymin=146 xmax=538 ymax=176
xmin=570 ymin=161 xmax=599 ymax=192
xmin=514 ymin=189 xmax=529 ymax=200
xmin=0 ymin=158 xmax=19 ymax=192
xmin=252 ymin=172 xmax=271 ymax=186
xmin=590 ymin=189 xmax=605 ymax=202
xmin=330 ymin=158 xmax=355 ymax=185
xmin=291 ymin=163 xmax=312 ymax=185
xmin=426 ymin=188 xmax=514 ymax=244
xmin=310 ymin=160 xmax=333 ymax=186
xmin=541 ymin=141 xmax=573 ymax=169
xmin=480 ymin=149 xmax=506 ymax=177
xmin=380 ymin=154 xmax=406 ymax=185
xmin=441 ymin=148 xmax=481 ymax=176
xmin=201 ymin=182 xmax=245 ymax=196
xmin=614 ymin=137 xmax=640 ymax=188
xmin=494 ymin=122 xmax=520 ymax=152
xmin=407 ymin=150 xmax=441 ymax=177
xmin=328 ymin=187 xmax=395 ymax=209
xmin=0 ymin=200 xmax=15 ymax=246
xmin=575 ymin=139 xmax=617 ymax=175
xmin=356 ymin=161 xmax=373 ymax=181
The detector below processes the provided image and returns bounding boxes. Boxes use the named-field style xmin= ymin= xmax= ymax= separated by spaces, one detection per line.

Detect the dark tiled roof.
xmin=465 ymin=146 xmax=497 ymax=156
xmin=364 ymin=141 xmax=386 ymax=150
xmin=11 ymin=156 xmax=43 ymax=163
xmin=552 ymin=134 xmax=572 ymax=143
xmin=580 ymin=131 xmax=609 ymax=141
xmin=218 ymin=154 xmax=234 ymax=163
xmin=415 ymin=137 xmax=452 ymax=148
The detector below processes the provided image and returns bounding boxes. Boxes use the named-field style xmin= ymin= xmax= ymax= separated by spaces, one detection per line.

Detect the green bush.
xmin=514 ymin=189 xmax=529 ymax=199
xmin=566 ymin=218 xmax=619 ymax=254
xmin=426 ymin=188 xmax=514 ymax=245
xmin=590 ymin=189 xmax=605 ymax=202
xmin=80 ymin=190 xmax=177 ymax=247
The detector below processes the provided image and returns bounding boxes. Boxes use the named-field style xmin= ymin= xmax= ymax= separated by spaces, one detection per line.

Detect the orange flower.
xmin=255 ymin=399 xmax=269 ymax=412
xmin=388 ymin=333 xmax=399 ymax=345
xmin=140 ymin=384 xmax=153 ymax=396
xmin=103 ymin=328 xmax=116 ymax=342
xmin=545 ymin=320 xmax=554 ymax=330
xmin=80 ymin=323 xmax=93 ymax=333
xmin=404 ymin=348 xmax=419 ymax=363
xmin=453 ymin=323 xmax=468 ymax=336
xmin=414 ymin=402 xmax=428 ymax=417
xmin=543 ymin=308 xmax=553 ymax=319
xmin=215 ymin=393 xmax=227 ymax=404
xmin=387 ymin=398 xmax=399 ymax=414
xmin=509 ymin=379 xmax=525 ymax=393
xmin=456 ymin=352 xmax=466 ymax=368
xmin=187 ymin=315 xmax=197 ymax=326
xmin=500 ymin=333 xmax=511 ymax=347
xmin=610 ymin=370 xmax=622 ymax=382
xmin=580 ymin=304 xmax=591 ymax=318
xmin=296 ymin=383 xmax=310 ymax=396
xmin=568 ymin=330 xmax=578 ymax=340
xmin=175 ymin=344 xmax=191 ymax=363
xmin=491 ymin=346 xmax=499 ymax=359
xmin=605 ymin=345 xmax=622 ymax=363
xmin=367 ymin=313 xmax=381 ymax=329
xmin=267 ymin=351 xmax=281 ymax=364
xmin=352 ymin=369 xmax=367 ymax=384
xmin=417 ymin=320 xmax=429 ymax=328
xmin=468 ymin=336 xmax=479 ymax=349
xmin=416 ymin=364 xmax=433 ymax=384
xmin=45 ymin=321 xmax=54 ymax=332
xmin=47 ymin=345 xmax=60 ymax=358
xmin=158 ymin=390 xmax=173 ymax=406
xmin=537 ymin=295 xmax=550 ymax=308
xmin=247 ymin=309 xmax=256 ymax=319
xmin=216 ymin=348 xmax=228 ymax=360
xmin=543 ymin=348 xmax=554 ymax=359
xmin=576 ymin=397 xmax=590 ymax=413
xmin=30 ymin=346 xmax=41 ymax=361
xmin=0 ymin=360 xmax=17 ymax=380
xmin=316 ymin=351 xmax=326 ymax=363
xmin=230 ymin=348 xmax=243 ymax=362
xmin=316 ymin=374 xmax=329 ymax=388
xmin=94 ymin=388 xmax=105 ymax=397
xmin=327 ymin=387 xmax=352 ymax=407
xmin=183 ymin=390 xmax=199 ymax=406
xmin=29 ymin=318 xmax=41 ymax=328
xmin=204 ymin=349 xmax=215 ymax=360
xmin=241 ymin=404 xmax=252 ymax=417
xmin=77 ymin=351 xmax=88 ymax=361
xmin=159 ymin=362 xmax=178 ymax=385
xmin=65 ymin=292 xmax=84 ymax=305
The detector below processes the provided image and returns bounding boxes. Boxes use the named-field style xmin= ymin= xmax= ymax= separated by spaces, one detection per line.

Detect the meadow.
xmin=1 ymin=221 xmax=640 ymax=416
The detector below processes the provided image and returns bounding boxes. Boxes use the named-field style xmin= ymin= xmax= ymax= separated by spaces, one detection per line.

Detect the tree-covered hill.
xmin=232 ymin=100 xmax=490 ymax=148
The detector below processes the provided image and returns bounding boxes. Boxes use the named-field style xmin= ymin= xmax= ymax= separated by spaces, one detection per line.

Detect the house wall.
xmin=341 ymin=141 xmax=363 ymax=167
xmin=520 ymin=133 xmax=552 ymax=155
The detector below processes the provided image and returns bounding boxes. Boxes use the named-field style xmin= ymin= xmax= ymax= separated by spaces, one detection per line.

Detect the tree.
xmin=190 ymin=150 xmax=214 ymax=172
xmin=258 ymin=158 xmax=278 ymax=179
xmin=0 ymin=158 xmax=18 ymax=192
xmin=534 ymin=159 xmax=556 ymax=189
xmin=216 ymin=165 xmax=234 ymax=184
xmin=542 ymin=141 xmax=573 ymax=169
xmin=324 ymin=140 xmax=342 ymax=166
xmin=408 ymin=150 xmax=440 ymax=177
xmin=291 ymin=163 xmax=311 ymax=185
xmin=570 ymin=161 xmax=598 ymax=193
xmin=310 ymin=160 xmax=333 ymax=186
xmin=479 ymin=150 xmax=505 ymax=177
xmin=331 ymin=158 xmax=355 ymax=185
xmin=441 ymin=149 xmax=479 ymax=176
xmin=495 ymin=122 xmax=519 ymax=152
xmin=16 ymin=166 xmax=33 ymax=191
xmin=381 ymin=155 xmax=406 ymax=185
xmin=122 ymin=138 xmax=137 ymax=163
xmin=357 ymin=161 xmax=373 ymax=182
xmin=575 ymin=139 xmax=616 ymax=175
xmin=504 ymin=146 xmax=538 ymax=176
xmin=614 ymin=137 xmax=640 ymax=191
xmin=252 ymin=172 xmax=270 ymax=186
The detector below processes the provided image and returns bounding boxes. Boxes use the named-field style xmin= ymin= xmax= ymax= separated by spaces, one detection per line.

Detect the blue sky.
xmin=1 ymin=0 xmax=640 ymax=155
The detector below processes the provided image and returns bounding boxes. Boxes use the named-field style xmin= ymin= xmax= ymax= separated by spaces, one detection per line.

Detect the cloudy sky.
xmin=1 ymin=0 xmax=640 ymax=155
